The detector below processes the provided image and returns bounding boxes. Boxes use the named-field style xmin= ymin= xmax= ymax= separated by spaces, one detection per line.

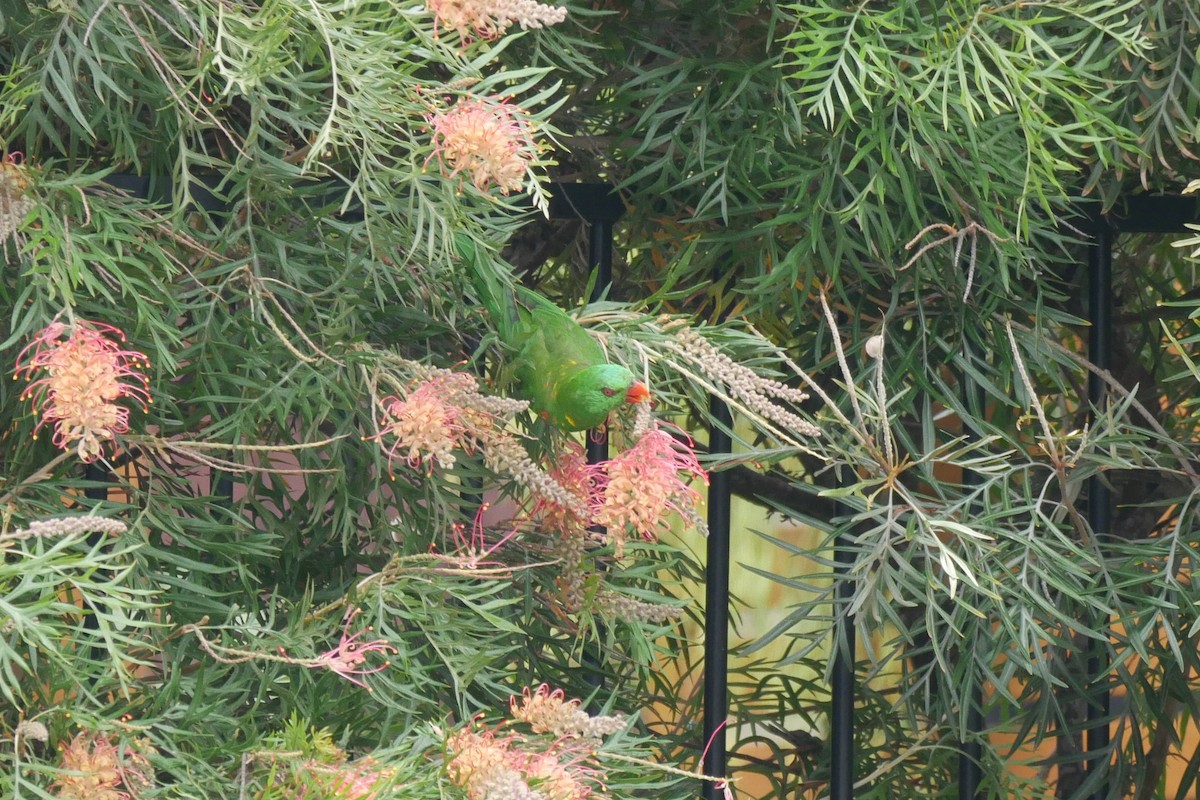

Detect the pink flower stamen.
xmin=586 ymin=425 xmax=708 ymax=554
xmin=311 ymin=608 xmax=397 ymax=689
xmin=448 ymin=503 xmax=522 ymax=569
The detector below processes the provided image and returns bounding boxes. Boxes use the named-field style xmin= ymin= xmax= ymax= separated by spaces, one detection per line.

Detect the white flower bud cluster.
xmin=629 ymin=396 xmax=654 ymax=439
xmin=428 ymin=0 xmax=568 ymax=40
xmin=676 ymin=501 xmax=709 ymax=538
xmin=483 ymin=431 xmax=587 ymax=516
xmin=15 ymin=719 xmax=50 ymax=744
xmin=673 ymin=327 xmax=822 ymax=438
xmin=596 ymin=590 xmax=683 ymax=625
xmin=473 ymin=770 xmax=543 ymax=800
xmin=485 ymin=0 xmax=567 ymax=31
xmin=462 ymin=391 xmax=530 ymax=419
xmin=553 ymin=527 xmax=587 ymax=614
xmin=3 ymin=515 xmax=128 ymax=543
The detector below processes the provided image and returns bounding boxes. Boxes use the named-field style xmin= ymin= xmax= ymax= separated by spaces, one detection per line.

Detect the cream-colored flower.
xmin=374 ymin=383 xmax=466 ymax=473
xmin=523 ymin=751 xmax=591 ymax=800
xmin=428 ymin=97 xmax=538 ymax=194
xmin=587 ymin=427 xmax=707 ymax=556
xmin=446 ymin=727 xmax=538 ymax=800
xmin=427 ymin=0 xmax=567 ymax=40
xmin=0 ymin=153 xmax=34 ymax=240
xmin=510 ymin=685 xmax=625 ymax=739
xmin=51 ymin=732 xmax=154 ymax=800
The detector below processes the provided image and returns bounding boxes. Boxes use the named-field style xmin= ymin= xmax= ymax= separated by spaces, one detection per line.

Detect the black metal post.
xmin=572 ymin=192 xmax=624 ymax=703
xmin=702 ymin=398 xmax=732 ymax=800
xmin=958 ymin=680 xmax=984 ymax=800
xmin=586 ymin=217 xmax=614 ymax=466
xmin=831 ymin=504 xmax=856 ymax=800
xmin=1085 ymin=221 xmax=1113 ymax=799
xmin=959 ymin=351 xmax=984 ymax=800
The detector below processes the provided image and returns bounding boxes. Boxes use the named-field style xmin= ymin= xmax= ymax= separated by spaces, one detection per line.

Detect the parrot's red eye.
xmin=601 ymin=387 xmax=616 ymax=397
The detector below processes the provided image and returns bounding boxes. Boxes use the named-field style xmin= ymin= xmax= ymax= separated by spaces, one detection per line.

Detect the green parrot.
xmin=455 ymin=233 xmax=650 ymax=432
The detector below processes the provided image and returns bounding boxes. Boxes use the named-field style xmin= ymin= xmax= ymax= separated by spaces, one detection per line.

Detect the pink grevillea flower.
xmin=446 ymin=502 xmax=522 ymax=569
xmin=447 ymin=711 xmax=608 ymax=800
xmin=428 ymin=97 xmax=538 ymax=194
xmin=530 ymin=443 xmax=591 ymax=534
xmin=427 ymin=0 xmax=568 ymax=41
xmin=587 ymin=427 xmax=708 ymax=555
xmin=51 ymin=731 xmax=155 ymax=800
xmin=371 ymin=375 xmax=472 ymax=473
xmin=14 ymin=321 xmax=151 ymax=463
xmin=297 ymin=758 xmax=393 ymax=800
xmin=310 ymin=608 xmax=397 ymax=690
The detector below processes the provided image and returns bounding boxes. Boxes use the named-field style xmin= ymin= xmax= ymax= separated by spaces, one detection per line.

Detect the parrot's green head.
xmin=553 ymin=364 xmax=650 ymax=432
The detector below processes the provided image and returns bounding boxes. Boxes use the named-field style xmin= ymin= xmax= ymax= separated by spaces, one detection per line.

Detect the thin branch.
xmin=1002 ymin=317 xmax=1199 ymax=480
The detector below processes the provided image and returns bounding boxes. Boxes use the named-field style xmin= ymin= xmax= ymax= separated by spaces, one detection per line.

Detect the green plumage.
xmin=456 ymin=234 xmax=645 ymax=431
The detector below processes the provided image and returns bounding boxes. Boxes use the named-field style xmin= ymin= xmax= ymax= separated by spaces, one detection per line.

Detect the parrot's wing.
xmin=519 ymin=289 xmax=609 ymax=368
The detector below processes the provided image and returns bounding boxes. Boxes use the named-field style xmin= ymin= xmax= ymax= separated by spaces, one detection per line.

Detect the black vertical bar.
xmin=959 ymin=347 xmax=984 ymax=800
xmin=586 ymin=219 xmax=614 ymax=466
xmin=581 ymin=216 xmax=615 ymax=703
xmin=1085 ymin=222 xmax=1113 ymax=797
xmin=831 ymin=503 xmax=856 ymax=800
xmin=958 ymin=663 xmax=984 ymax=800
xmin=702 ymin=398 xmax=732 ymax=800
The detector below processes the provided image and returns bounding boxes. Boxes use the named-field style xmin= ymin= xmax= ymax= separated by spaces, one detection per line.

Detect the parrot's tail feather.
xmin=455 ymin=233 xmax=520 ymax=346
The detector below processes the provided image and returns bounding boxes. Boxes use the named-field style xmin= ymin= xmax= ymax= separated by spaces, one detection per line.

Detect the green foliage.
xmin=0 ymin=0 xmax=733 ymax=797
xmin=5 ymin=0 xmax=1200 ymax=799
xmin=546 ymin=1 xmax=1200 ymax=798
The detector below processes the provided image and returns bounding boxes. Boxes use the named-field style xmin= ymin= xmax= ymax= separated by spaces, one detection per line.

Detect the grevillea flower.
xmin=447 ymin=687 xmax=622 ymax=800
xmin=587 ymin=426 xmax=707 ymax=556
xmin=371 ymin=370 xmax=530 ymax=476
xmin=51 ymin=732 xmax=155 ymax=800
xmin=371 ymin=373 xmax=476 ymax=473
xmin=297 ymin=758 xmax=393 ymax=799
xmin=595 ymin=590 xmax=682 ymax=624
xmin=523 ymin=750 xmax=593 ymax=800
xmin=426 ymin=0 xmax=567 ymax=40
xmin=446 ymin=726 xmax=536 ymax=800
xmin=14 ymin=321 xmax=151 ymax=462
xmin=446 ymin=502 xmax=522 ymax=569
xmin=3 ymin=515 xmax=128 ymax=543
xmin=310 ymin=608 xmax=397 ymax=689
xmin=447 ymin=726 xmax=598 ymax=800
xmin=0 ymin=152 xmax=34 ymax=240
xmin=531 ymin=443 xmax=591 ymax=534
xmin=510 ymin=685 xmax=625 ymax=739
xmin=428 ymin=97 xmax=538 ymax=194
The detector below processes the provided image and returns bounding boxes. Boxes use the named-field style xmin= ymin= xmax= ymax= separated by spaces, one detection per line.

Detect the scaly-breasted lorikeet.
xmin=456 ymin=234 xmax=650 ymax=432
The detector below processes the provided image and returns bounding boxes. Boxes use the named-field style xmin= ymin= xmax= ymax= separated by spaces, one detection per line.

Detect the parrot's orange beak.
xmin=625 ymin=381 xmax=651 ymax=404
